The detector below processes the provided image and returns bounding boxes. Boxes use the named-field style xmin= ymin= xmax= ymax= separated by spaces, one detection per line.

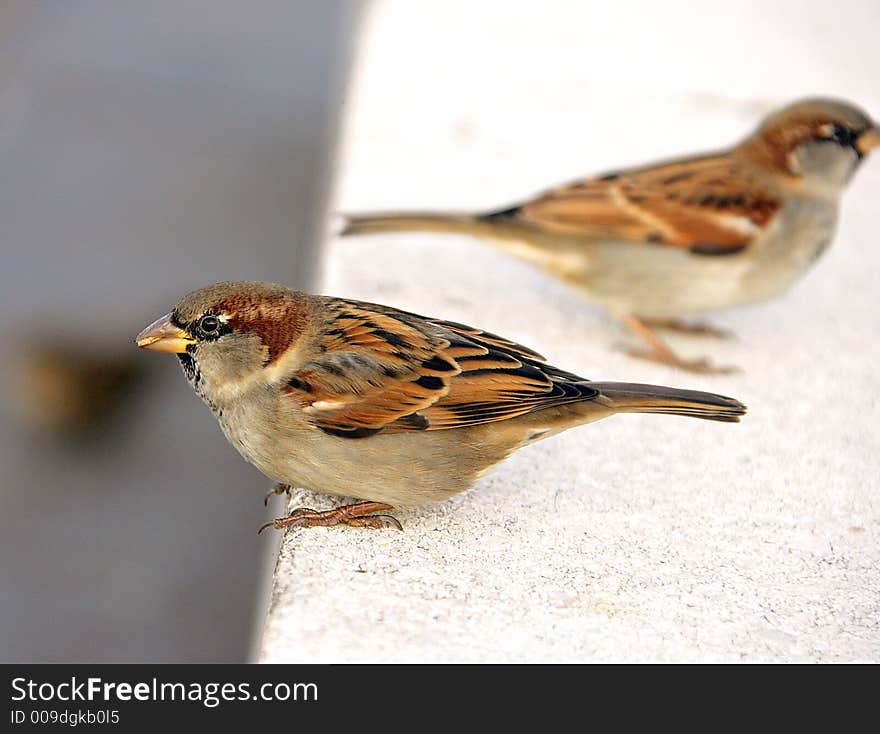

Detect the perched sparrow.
xmin=341 ymin=98 xmax=880 ymax=373
xmin=136 ymin=281 xmax=745 ymax=531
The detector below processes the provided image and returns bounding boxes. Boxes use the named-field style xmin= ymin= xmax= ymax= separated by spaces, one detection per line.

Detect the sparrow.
xmin=341 ymin=97 xmax=880 ymax=373
xmin=136 ymin=281 xmax=745 ymax=531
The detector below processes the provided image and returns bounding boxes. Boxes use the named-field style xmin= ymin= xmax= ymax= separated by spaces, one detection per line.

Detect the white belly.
xmin=557 ymin=197 xmax=839 ymax=319
xmin=216 ymin=389 xmax=516 ymax=506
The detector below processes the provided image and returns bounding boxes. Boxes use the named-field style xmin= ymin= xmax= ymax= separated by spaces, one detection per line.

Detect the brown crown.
xmin=212 ymin=290 xmax=309 ymax=365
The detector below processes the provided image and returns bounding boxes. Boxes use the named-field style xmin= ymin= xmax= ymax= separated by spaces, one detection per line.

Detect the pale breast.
xmin=564 ymin=197 xmax=839 ymax=318
xmin=213 ymin=388 xmax=508 ymax=506
xmin=736 ymin=196 xmax=838 ymax=303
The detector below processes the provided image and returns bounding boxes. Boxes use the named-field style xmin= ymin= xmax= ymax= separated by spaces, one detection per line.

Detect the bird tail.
xmin=591 ymin=382 xmax=746 ymax=423
xmin=339 ymin=211 xmax=487 ymax=238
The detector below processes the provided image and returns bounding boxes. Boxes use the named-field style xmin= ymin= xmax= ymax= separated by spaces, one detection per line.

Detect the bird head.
xmin=739 ymin=97 xmax=879 ymax=193
xmin=136 ymin=281 xmax=308 ymax=408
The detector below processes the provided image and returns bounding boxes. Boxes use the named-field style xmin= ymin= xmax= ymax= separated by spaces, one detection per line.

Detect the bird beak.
xmin=856 ymin=127 xmax=880 ymax=155
xmin=136 ymin=314 xmax=195 ymax=353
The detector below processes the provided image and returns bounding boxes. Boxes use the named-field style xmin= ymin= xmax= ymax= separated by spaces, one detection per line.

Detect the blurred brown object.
xmin=8 ymin=339 xmax=144 ymax=438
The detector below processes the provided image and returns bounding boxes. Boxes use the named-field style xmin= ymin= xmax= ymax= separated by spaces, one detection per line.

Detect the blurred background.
xmin=0 ymin=1 xmax=360 ymax=662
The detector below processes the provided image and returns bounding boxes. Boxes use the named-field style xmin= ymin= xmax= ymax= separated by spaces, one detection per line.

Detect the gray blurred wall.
xmin=0 ymin=1 xmax=361 ymax=662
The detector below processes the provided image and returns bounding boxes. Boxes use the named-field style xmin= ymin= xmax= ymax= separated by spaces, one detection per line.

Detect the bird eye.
xmin=823 ymin=124 xmax=855 ymax=147
xmin=198 ymin=315 xmax=220 ymax=334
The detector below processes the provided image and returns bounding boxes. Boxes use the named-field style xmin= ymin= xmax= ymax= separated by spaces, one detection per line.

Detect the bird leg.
xmin=638 ymin=317 xmax=733 ymax=339
xmin=619 ymin=315 xmax=738 ymax=374
xmin=258 ymin=501 xmax=402 ymax=534
xmin=263 ymin=482 xmax=292 ymax=506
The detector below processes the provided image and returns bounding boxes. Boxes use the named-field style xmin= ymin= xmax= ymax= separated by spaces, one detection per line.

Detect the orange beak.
xmin=856 ymin=127 xmax=880 ymax=155
xmin=136 ymin=313 xmax=194 ymax=353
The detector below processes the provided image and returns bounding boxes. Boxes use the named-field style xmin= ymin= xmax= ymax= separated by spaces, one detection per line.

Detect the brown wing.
xmin=500 ymin=153 xmax=781 ymax=254
xmin=283 ymin=299 xmax=597 ymax=438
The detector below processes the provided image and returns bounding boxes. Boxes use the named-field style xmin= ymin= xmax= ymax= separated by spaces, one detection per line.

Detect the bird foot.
xmin=258 ymin=501 xmax=402 ymax=534
xmin=623 ymin=346 xmax=740 ymax=374
xmin=263 ymin=482 xmax=292 ymax=507
xmin=640 ymin=318 xmax=733 ymax=339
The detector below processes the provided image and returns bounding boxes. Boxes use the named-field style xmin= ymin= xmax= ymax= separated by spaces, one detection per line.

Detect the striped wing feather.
xmin=283 ymin=300 xmax=595 ymax=437
xmin=511 ymin=153 xmax=780 ymax=253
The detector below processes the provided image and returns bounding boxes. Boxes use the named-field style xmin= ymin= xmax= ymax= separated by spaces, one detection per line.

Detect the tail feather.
xmin=340 ymin=211 xmax=482 ymax=237
xmin=592 ymin=382 xmax=746 ymax=423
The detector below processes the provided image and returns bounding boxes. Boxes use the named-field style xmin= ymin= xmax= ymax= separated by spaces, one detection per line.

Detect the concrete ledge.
xmin=260 ymin=220 xmax=878 ymax=661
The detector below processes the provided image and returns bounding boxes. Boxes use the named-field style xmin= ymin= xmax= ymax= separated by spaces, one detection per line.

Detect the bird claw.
xmin=257 ymin=507 xmax=320 ymax=533
xmin=346 ymin=514 xmax=403 ymax=530
xmin=623 ymin=346 xmax=740 ymax=375
xmin=257 ymin=501 xmax=402 ymax=534
xmin=619 ymin=314 xmax=741 ymax=373
xmin=642 ymin=319 xmax=734 ymax=339
xmin=263 ymin=483 xmax=292 ymax=507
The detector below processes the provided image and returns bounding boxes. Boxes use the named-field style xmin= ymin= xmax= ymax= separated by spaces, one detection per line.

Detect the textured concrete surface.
xmin=260 ymin=0 xmax=880 ymax=662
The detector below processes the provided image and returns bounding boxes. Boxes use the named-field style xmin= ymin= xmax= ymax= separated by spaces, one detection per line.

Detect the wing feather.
xmin=283 ymin=300 xmax=595 ymax=437
xmin=512 ymin=153 xmax=781 ymax=254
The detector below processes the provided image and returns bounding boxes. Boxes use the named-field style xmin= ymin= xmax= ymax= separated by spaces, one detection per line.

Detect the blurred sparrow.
xmin=342 ymin=97 xmax=880 ymax=373
xmin=9 ymin=339 xmax=142 ymax=439
xmin=137 ymin=281 xmax=745 ymax=531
